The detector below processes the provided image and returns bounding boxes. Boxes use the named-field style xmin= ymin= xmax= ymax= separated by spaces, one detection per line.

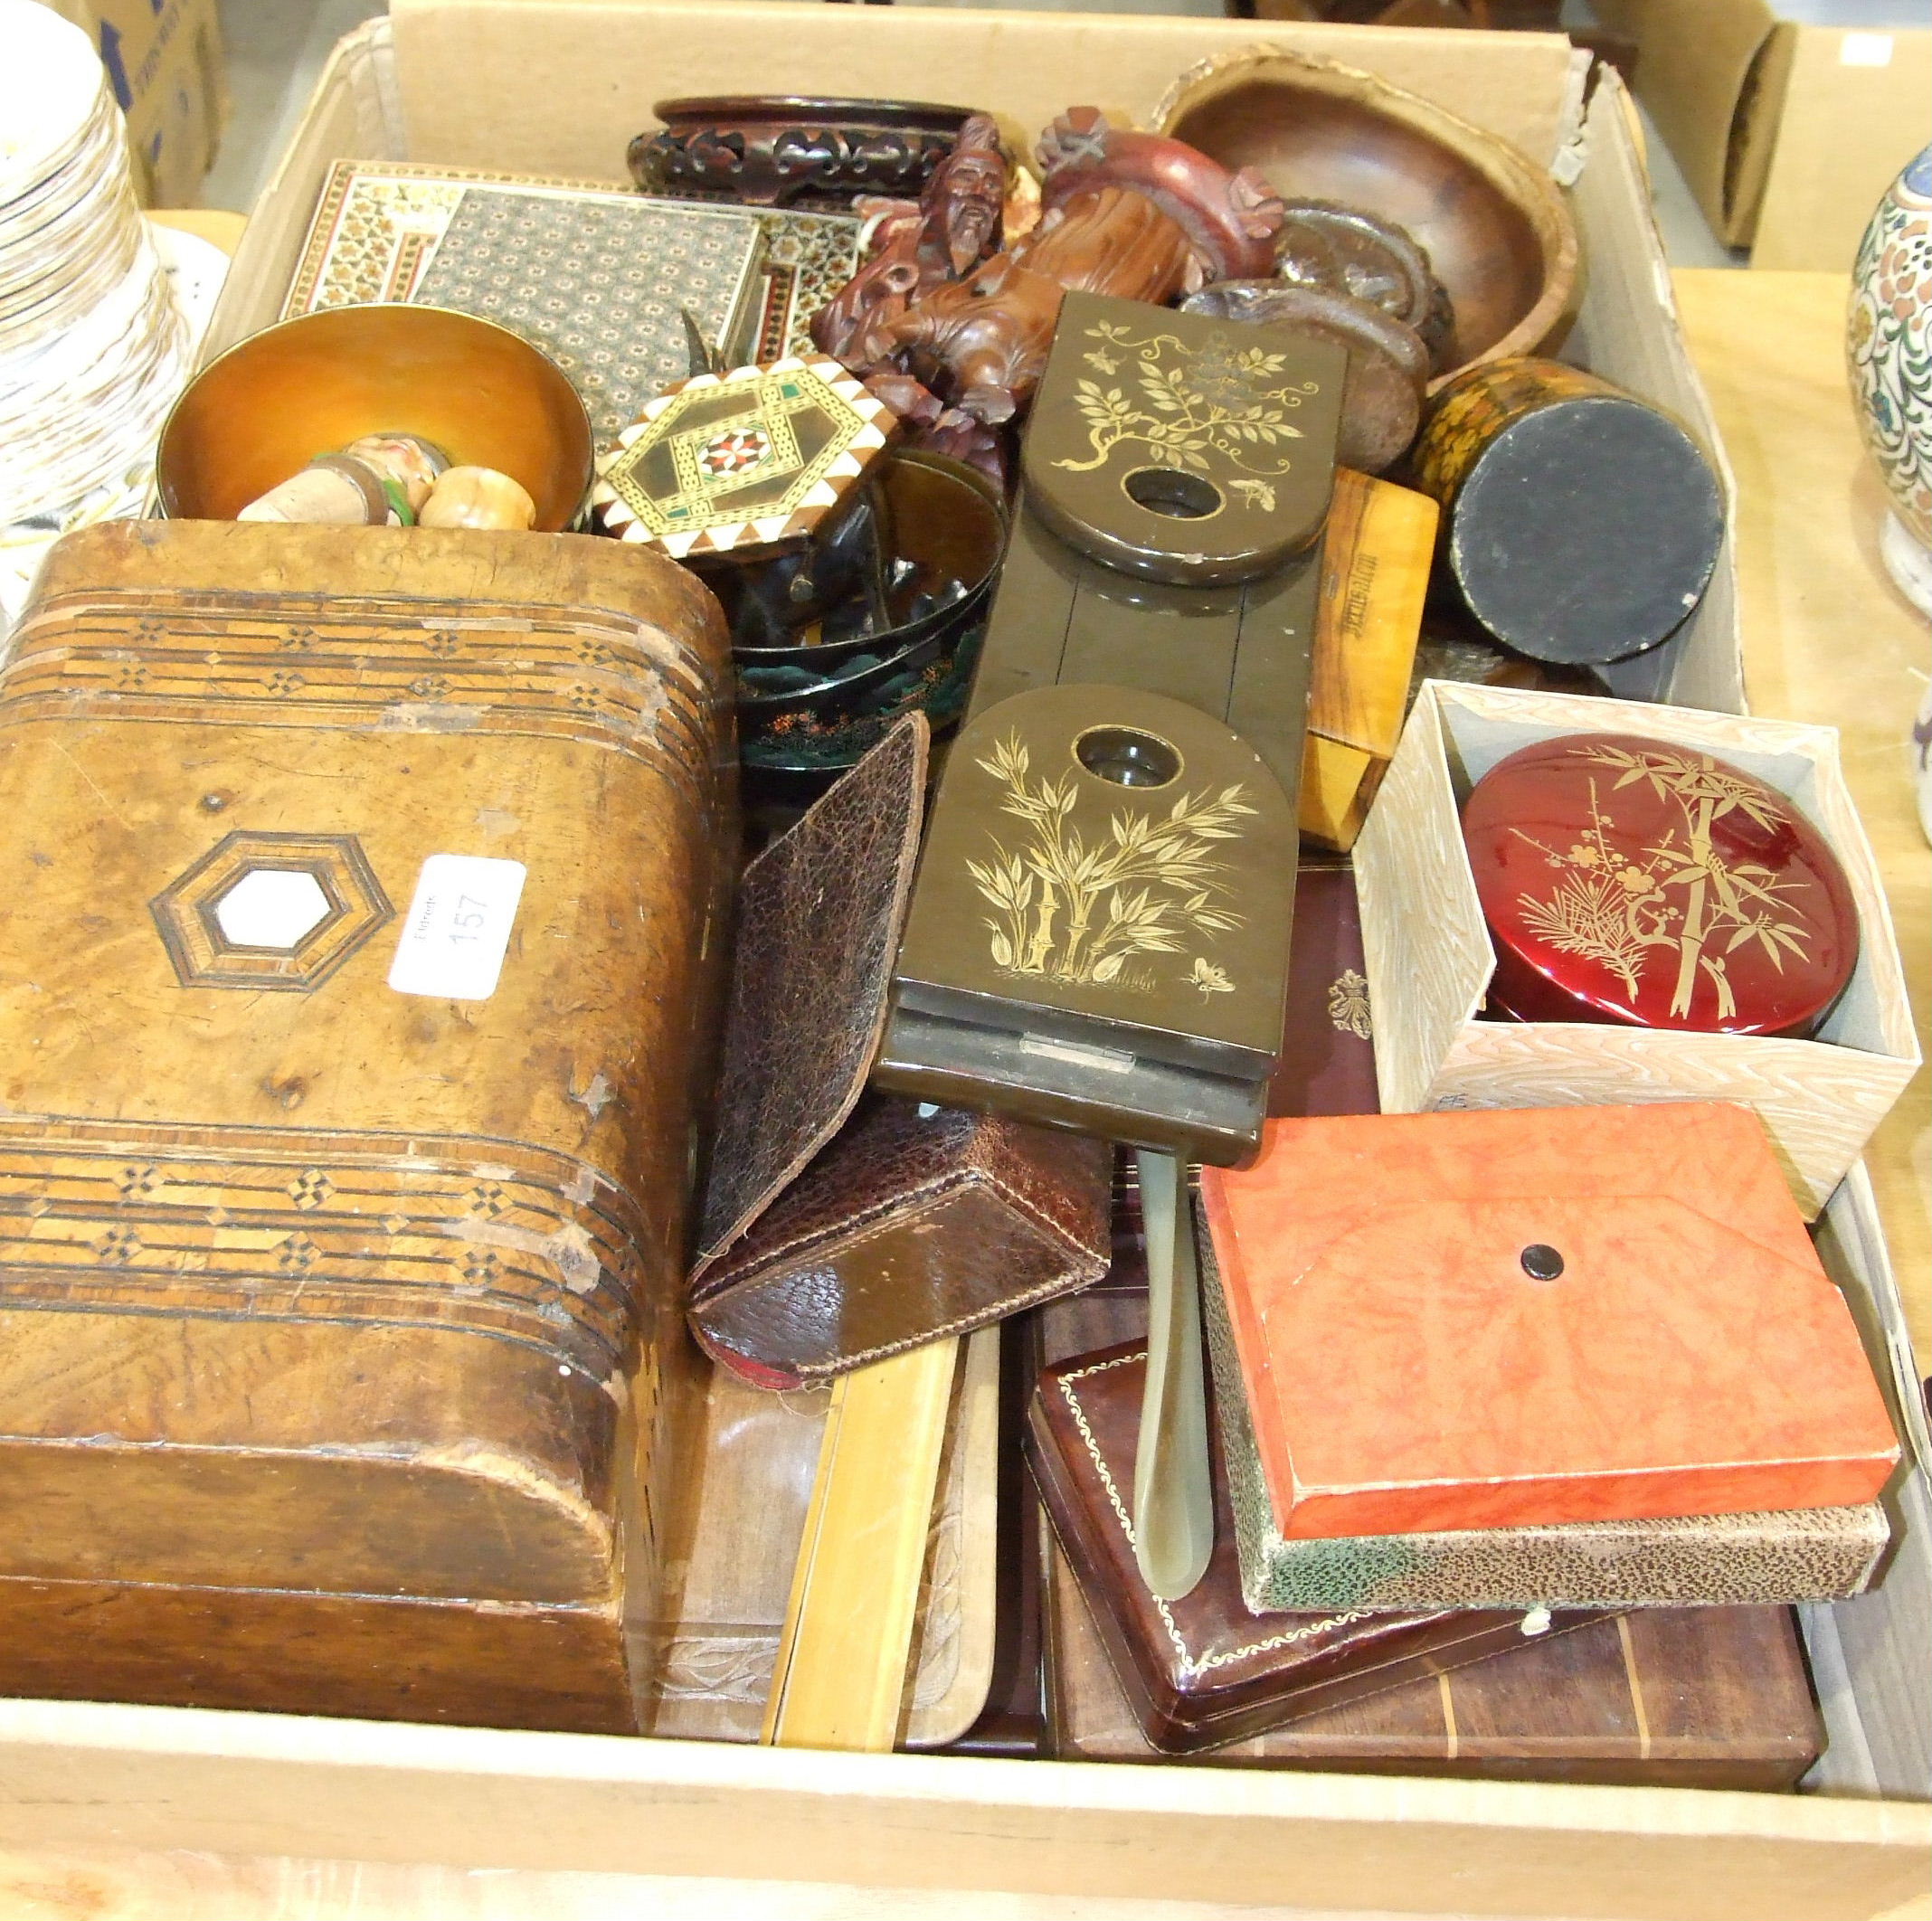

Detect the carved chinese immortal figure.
xmin=811 ymin=114 xmax=1009 ymax=361
xmin=849 ymin=109 xmax=1284 ymax=426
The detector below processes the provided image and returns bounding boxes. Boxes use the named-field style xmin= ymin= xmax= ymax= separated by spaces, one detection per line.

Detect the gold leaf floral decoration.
xmin=1510 ymin=746 xmax=1814 ymax=1021
xmin=1055 ymin=321 xmax=1319 ymax=490
xmin=969 ymin=731 xmax=1254 ymax=989
xmin=1326 ymin=968 xmax=1372 ymax=1039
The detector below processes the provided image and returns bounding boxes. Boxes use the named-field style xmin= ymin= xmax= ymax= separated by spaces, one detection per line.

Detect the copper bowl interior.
xmin=1162 ymin=75 xmax=1568 ymax=379
xmin=156 ymin=306 xmax=594 ymax=532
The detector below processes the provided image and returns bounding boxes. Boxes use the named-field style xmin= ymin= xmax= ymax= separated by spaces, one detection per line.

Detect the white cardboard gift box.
xmin=1355 ymin=681 xmax=1921 ymax=1218
xmin=0 ymin=7 xmax=1925 ymax=1916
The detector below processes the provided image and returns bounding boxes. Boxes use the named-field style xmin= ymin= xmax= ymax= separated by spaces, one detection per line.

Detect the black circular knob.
xmin=1520 ymin=1244 xmax=1565 ymax=1281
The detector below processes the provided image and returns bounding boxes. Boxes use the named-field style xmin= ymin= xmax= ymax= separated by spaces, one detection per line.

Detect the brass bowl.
xmin=156 ymin=306 xmax=594 ymax=532
xmin=1155 ymin=50 xmax=1581 ymax=392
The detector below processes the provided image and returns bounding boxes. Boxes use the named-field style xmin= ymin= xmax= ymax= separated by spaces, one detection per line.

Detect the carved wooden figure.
xmin=811 ymin=115 xmax=1008 ymax=361
xmin=851 ymin=110 xmax=1285 ymax=426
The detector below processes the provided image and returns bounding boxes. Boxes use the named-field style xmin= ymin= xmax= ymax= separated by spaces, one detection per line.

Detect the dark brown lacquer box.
xmin=0 ymin=521 xmax=735 ymax=1732
xmin=1028 ymin=1340 xmax=1602 ymax=1755
xmin=1461 ymin=732 xmax=1861 ymax=1036
xmin=881 ymin=684 xmax=1302 ymax=1161
xmin=1266 ymin=863 xmax=1378 ymax=1118
xmin=875 ymin=291 xmax=1345 ymax=1162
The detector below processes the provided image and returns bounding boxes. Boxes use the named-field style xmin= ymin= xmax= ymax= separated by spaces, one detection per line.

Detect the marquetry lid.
xmin=1022 ymin=290 xmax=1342 ymax=587
xmin=1462 ymin=732 xmax=1860 ymax=1038
xmin=591 ymin=355 xmax=896 ymax=560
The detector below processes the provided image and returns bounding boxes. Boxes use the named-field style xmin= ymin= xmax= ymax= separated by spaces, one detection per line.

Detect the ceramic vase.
xmin=1848 ymin=144 xmax=1932 ymax=620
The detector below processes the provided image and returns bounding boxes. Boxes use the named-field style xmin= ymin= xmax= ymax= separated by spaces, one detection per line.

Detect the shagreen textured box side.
xmin=0 ymin=519 xmax=735 ymax=1731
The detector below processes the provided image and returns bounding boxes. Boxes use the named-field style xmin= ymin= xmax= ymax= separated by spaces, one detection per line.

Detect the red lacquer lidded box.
xmin=1461 ymin=732 xmax=1860 ymax=1036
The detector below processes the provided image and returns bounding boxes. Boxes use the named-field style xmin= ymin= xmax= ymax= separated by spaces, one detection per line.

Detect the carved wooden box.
xmin=0 ymin=521 xmax=736 ymax=1732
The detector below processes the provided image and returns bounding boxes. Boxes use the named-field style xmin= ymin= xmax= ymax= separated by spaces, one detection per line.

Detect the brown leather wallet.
xmin=1027 ymin=1338 xmax=1604 ymax=1755
xmin=689 ymin=716 xmax=1111 ymax=1388
xmin=692 ymin=1093 xmax=1109 ymax=1386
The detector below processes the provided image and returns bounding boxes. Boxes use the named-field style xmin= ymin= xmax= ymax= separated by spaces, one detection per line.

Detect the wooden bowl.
xmin=156 ymin=306 xmax=594 ymax=532
xmin=1154 ymin=49 xmax=1579 ymax=391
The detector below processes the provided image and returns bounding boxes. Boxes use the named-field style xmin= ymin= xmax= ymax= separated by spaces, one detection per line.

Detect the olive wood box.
xmin=3 ymin=6 xmax=1927 ymax=1919
xmin=1354 ymin=680 xmax=1920 ymax=1218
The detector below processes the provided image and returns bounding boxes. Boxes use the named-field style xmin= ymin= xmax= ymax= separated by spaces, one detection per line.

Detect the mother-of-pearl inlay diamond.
xmin=213 ymin=868 xmax=334 ymax=951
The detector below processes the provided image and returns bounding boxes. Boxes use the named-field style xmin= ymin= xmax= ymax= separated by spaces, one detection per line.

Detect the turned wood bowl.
xmin=1155 ymin=50 xmax=1579 ymax=391
xmin=156 ymin=306 xmax=594 ymax=532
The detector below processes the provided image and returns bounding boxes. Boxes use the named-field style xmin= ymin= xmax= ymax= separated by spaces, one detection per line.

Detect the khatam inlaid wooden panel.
xmin=592 ymin=357 xmax=894 ymax=560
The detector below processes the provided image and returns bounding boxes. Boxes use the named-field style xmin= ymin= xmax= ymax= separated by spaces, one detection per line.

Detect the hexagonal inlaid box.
xmin=591 ymin=355 xmax=896 ymax=561
xmin=151 ymin=830 xmax=394 ymax=992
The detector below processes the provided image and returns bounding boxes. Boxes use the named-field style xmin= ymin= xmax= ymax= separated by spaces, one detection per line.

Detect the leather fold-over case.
xmin=1027 ymin=1339 xmax=1601 ymax=1755
xmin=1200 ymin=1102 xmax=1899 ymax=1539
xmin=0 ymin=521 xmax=736 ymax=1730
xmin=688 ymin=717 xmax=1110 ymax=1389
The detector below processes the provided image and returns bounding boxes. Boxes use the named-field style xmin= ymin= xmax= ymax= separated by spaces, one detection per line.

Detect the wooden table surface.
xmin=0 ymin=270 xmax=1925 ymax=1921
xmin=1673 ymin=270 xmax=1930 ymax=1361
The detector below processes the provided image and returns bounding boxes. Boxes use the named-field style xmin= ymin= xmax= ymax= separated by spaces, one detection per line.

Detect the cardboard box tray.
xmin=1592 ymin=0 xmax=1932 ymax=270
xmin=3 ymin=7 xmax=1926 ymax=1916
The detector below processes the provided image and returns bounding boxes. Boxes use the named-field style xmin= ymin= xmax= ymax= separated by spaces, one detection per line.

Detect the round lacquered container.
xmin=1409 ymin=359 xmax=1725 ymax=668
xmin=1461 ymin=732 xmax=1861 ymax=1037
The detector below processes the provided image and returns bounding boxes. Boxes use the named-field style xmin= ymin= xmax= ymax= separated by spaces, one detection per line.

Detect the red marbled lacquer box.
xmin=1199 ymin=1102 xmax=1899 ymax=1539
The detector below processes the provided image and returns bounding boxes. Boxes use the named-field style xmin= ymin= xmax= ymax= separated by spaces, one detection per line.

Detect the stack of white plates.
xmin=0 ymin=0 xmax=197 ymax=627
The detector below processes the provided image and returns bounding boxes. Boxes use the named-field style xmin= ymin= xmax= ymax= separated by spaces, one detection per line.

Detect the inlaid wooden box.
xmin=1354 ymin=681 xmax=1921 ymax=1217
xmin=0 ymin=8 xmax=1926 ymax=1919
xmin=0 ymin=520 xmax=738 ymax=1734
